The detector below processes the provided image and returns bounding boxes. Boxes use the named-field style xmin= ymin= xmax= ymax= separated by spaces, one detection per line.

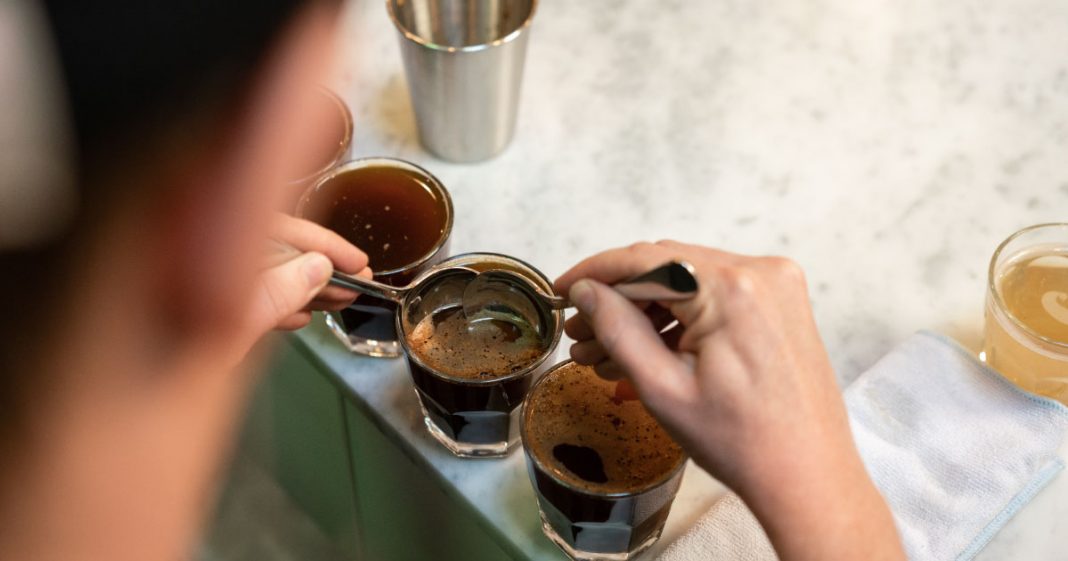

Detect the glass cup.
xmin=520 ymin=361 xmax=687 ymax=561
xmin=397 ymin=253 xmax=564 ymax=457
xmin=297 ymin=157 xmax=453 ymax=357
xmin=288 ymin=87 xmax=353 ymax=188
xmin=983 ymin=223 xmax=1068 ymax=402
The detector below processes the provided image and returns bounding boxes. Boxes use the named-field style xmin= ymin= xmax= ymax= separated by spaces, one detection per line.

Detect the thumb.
xmin=247 ymin=251 xmax=332 ymax=336
xmin=569 ymin=280 xmax=692 ymax=403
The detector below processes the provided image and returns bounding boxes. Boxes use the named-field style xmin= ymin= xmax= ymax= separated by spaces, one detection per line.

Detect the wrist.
xmin=733 ymin=449 xmax=902 ymax=561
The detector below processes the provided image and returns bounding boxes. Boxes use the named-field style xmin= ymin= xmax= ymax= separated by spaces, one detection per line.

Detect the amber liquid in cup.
xmin=522 ymin=361 xmax=686 ymax=561
xmin=983 ymin=224 xmax=1068 ymax=401
xmin=398 ymin=254 xmax=563 ymax=457
xmin=299 ymin=158 xmax=452 ymax=357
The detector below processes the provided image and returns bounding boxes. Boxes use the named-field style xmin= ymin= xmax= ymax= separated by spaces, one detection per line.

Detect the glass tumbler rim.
xmin=289 ymin=87 xmax=353 ymax=186
xmin=396 ymin=252 xmax=564 ymax=387
xmin=988 ymin=222 xmax=1068 ymax=351
xmin=296 ymin=156 xmax=454 ymax=278
xmin=520 ymin=359 xmax=689 ymax=500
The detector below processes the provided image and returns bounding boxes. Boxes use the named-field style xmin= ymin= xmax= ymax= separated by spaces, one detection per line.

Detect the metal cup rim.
xmin=385 ymin=0 xmax=538 ymax=54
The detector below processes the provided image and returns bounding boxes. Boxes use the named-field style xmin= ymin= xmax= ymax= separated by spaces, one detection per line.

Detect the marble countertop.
xmin=305 ymin=0 xmax=1068 ymax=558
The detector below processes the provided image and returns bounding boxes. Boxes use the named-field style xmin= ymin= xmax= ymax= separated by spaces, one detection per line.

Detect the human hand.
xmin=248 ymin=213 xmax=370 ymax=334
xmin=555 ymin=241 xmax=903 ymax=561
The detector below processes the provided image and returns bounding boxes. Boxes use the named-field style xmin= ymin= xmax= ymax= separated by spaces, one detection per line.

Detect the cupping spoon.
xmin=269 ymin=239 xmax=476 ymax=304
xmin=461 ymin=260 xmax=700 ymax=321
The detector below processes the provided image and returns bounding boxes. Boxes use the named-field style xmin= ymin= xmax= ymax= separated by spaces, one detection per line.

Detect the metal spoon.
xmin=326 ymin=270 xmax=412 ymax=303
xmin=461 ymin=260 xmax=699 ymax=320
xmin=270 ymin=239 xmax=476 ymax=303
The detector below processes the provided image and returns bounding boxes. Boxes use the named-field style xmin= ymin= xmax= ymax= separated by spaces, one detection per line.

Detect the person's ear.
xmin=151 ymin=2 xmax=341 ymax=345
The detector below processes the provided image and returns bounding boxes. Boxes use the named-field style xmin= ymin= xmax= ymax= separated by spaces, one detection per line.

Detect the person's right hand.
xmin=555 ymin=241 xmax=904 ymax=561
xmin=230 ymin=214 xmax=370 ymax=365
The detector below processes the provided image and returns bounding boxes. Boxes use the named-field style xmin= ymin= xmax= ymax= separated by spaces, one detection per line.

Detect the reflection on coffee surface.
xmin=304 ymin=165 xmax=448 ymax=272
xmin=408 ymin=304 xmax=547 ymax=380
xmin=526 ymin=362 xmax=683 ymax=493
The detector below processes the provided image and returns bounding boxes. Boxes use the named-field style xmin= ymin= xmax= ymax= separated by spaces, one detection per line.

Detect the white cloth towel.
xmin=658 ymin=331 xmax=1068 ymax=561
xmin=657 ymin=493 xmax=778 ymax=561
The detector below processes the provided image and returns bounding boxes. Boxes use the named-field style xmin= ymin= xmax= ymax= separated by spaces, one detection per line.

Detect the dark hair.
xmin=46 ymin=0 xmax=315 ymax=181
xmin=0 ymin=0 xmax=318 ymax=446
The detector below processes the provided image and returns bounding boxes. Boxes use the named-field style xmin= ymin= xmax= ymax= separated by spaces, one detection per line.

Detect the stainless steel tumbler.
xmin=386 ymin=0 xmax=536 ymax=162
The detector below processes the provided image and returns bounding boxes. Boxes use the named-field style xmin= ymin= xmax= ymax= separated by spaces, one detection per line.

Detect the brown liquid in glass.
xmin=526 ymin=362 xmax=684 ymax=493
xmin=303 ymin=165 xmax=449 ymax=343
xmin=408 ymin=305 xmax=547 ymax=380
xmin=304 ymin=166 xmax=448 ymax=272
xmin=525 ymin=363 xmax=685 ymax=554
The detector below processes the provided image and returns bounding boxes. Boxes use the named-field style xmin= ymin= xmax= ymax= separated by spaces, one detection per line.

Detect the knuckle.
xmin=719 ymin=266 xmax=758 ymax=297
xmin=762 ymin=255 xmax=806 ymax=282
xmin=626 ymin=241 xmax=658 ymax=255
xmin=654 ymin=239 xmax=682 ymax=249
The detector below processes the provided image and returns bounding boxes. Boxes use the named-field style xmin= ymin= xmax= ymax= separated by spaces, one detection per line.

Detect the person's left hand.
xmin=247 ymin=213 xmax=370 ymax=334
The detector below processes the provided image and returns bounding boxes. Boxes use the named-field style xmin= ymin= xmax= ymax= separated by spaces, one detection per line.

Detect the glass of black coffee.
xmin=521 ymin=361 xmax=687 ymax=560
xmin=397 ymin=253 xmax=564 ymax=457
xmin=297 ymin=157 xmax=453 ymax=357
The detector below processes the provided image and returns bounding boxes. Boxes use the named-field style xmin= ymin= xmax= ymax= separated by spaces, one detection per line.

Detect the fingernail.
xmin=570 ymin=280 xmax=596 ymax=314
xmin=302 ymin=253 xmax=332 ymax=288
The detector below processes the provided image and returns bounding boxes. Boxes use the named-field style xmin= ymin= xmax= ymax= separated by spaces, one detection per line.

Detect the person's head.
xmin=0 ymin=1 xmax=342 ymax=559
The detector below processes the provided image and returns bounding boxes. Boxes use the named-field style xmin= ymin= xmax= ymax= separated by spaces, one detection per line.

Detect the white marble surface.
xmin=304 ymin=0 xmax=1068 ymax=558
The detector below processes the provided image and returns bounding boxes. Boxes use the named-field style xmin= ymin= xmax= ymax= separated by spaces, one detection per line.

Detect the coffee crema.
xmin=407 ymin=304 xmax=547 ymax=380
xmin=525 ymin=362 xmax=684 ymax=494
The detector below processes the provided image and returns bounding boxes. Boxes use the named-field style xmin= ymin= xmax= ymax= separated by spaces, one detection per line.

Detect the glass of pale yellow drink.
xmin=983 ymin=223 xmax=1068 ymax=402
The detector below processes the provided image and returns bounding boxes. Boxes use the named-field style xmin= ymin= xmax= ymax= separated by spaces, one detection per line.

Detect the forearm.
xmin=738 ymin=451 xmax=905 ymax=561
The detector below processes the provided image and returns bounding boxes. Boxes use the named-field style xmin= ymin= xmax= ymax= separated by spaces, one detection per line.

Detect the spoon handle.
xmin=328 ymin=271 xmax=406 ymax=304
xmin=613 ymin=261 xmax=699 ymax=302
xmin=268 ymin=238 xmax=406 ymax=303
xmin=551 ymin=261 xmax=699 ymax=309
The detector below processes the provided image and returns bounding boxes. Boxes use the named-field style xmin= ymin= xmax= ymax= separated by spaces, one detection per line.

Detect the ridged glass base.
xmin=538 ymin=511 xmax=662 ymax=561
xmin=324 ymin=312 xmax=402 ymax=358
xmin=418 ymin=400 xmax=518 ymax=458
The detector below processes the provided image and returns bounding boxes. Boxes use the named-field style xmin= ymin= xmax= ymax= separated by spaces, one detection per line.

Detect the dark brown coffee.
xmin=522 ymin=361 xmax=686 ymax=556
xmin=338 ymin=295 xmax=398 ymax=342
xmin=407 ymin=305 xmax=546 ymax=380
xmin=525 ymin=362 xmax=683 ymax=493
xmin=302 ymin=165 xmax=449 ymax=272
xmin=405 ymin=302 xmax=549 ymax=447
xmin=408 ymin=359 xmax=532 ymax=447
xmin=399 ymin=257 xmax=562 ymax=455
